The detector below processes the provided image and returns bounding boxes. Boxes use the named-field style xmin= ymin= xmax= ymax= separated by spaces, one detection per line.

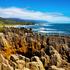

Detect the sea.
xmin=17 ymin=23 xmax=70 ymax=36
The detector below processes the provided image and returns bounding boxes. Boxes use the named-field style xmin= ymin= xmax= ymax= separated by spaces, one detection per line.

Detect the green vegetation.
xmin=0 ymin=17 xmax=34 ymax=27
xmin=0 ymin=27 xmax=4 ymax=32
xmin=0 ymin=17 xmax=34 ymax=32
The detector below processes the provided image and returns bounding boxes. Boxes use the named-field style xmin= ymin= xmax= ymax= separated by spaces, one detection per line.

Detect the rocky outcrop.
xmin=0 ymin=54 xmax=45 ymax=70
xmin=49 ymin=65 xmax=65 ymax=70
xmin=49 ymin=46 xmax=62 ymax=66
xmin=0 ymin=27 xmax=70 ymax=70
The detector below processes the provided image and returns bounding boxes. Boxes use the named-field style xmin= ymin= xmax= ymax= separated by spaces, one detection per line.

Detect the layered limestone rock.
xmin=0 ymin=27 xmax=70 ymax=70
xmin=49 ymin=65 xmax=65 ymax=70
xmin=49 ymin=46 xmax=62 ymax=66
xmin=0 ymin=54 xmax=13 ymax=70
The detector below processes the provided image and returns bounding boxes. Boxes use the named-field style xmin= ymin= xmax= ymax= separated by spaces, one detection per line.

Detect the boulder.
xmin=49 ymin=46 xmax=62 ymax=66
xmin=41 ymin=55 xmax=50 ymax=68
xmin=16 ymin=60 xmax=25 ymax=69
xmin=9 ymin=60 xmax=18 ymax=70
xmin=10 ymin=54 xmax=19 ymax=62
xmin=26 ymin=62 xmax=40 ymax=70
xmin=1 ymin=63 xmax=13 ymax=70
xmin=0 ymin=54 xmax=13 ymax=70
xmin=29 ymin=56 xmax=45 ymax=70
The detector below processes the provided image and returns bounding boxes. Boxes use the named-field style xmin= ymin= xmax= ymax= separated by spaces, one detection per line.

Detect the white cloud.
xmin=0 ymin=7 xmax=70 ymax=23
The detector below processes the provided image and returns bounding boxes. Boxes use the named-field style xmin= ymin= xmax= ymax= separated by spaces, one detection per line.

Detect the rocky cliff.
xmin=0 ymin=27 xmax=70 ymax=70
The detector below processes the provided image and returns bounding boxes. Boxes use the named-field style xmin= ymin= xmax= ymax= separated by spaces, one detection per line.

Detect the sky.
xmin=0 ymin=0 xmax=70 ymax=23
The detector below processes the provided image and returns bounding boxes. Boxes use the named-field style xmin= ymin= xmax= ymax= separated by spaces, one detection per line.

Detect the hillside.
xmin=0 ymin=17 xmax=35 ymax=26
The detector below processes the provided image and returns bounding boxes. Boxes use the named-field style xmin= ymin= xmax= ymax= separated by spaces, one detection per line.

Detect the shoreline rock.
xmin=0 ymin=27 xmax=70 ymax=70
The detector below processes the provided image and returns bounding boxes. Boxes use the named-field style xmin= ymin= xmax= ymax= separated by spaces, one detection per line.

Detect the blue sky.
xmin=0 ymin=0 xmax=70 ymax=23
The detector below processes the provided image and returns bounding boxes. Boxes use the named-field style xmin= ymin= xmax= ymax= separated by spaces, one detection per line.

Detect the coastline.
xmin=0 ymin=25 xmax=70 ymax=36
xmin=0 ymin=27 xmax=70 ymax=70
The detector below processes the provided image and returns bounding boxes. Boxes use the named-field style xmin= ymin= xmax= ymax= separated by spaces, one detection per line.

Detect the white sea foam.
xmin=37 ymin=27 xmax=56 ymax=31
xmin=38 ymin=23 xmax=51 ymax=26
xmin=39 ymin=27 xmax=45 ymax=30
xmin=38 ymin=30 xmax=65 ymax=34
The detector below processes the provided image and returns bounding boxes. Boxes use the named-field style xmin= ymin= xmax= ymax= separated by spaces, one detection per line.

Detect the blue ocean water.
xmin=17 ymin=23 xmax=70 ymax=35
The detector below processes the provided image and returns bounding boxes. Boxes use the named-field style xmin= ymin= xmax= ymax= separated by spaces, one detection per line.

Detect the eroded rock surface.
xmin=0 ymin=27 xmax=70 ymax=70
